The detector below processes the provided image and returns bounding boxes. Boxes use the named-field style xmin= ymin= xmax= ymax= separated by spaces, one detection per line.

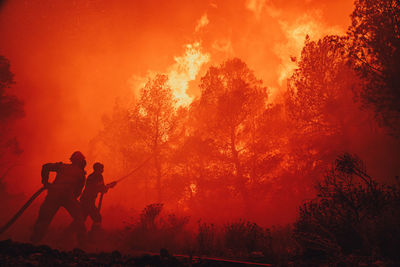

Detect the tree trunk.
xmin=230 ymin=126 xmax=250 ymax=213
xmin=155 ymin=152 xmax=162 ymax=202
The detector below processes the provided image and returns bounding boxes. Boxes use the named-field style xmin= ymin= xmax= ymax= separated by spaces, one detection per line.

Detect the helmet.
xmin=70 ymin=151 xmax=86 ymax=164
xmin=93 ymin=162 xmax=104 ymax=172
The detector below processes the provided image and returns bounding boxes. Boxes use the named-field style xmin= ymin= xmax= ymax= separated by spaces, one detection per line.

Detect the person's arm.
xmin=99 ymin=175 xmax=117 ymax=193
xmin=41 ymin=162 xmax=62 ymax=187
xmin=74 ymin=173 xmax=86 ymax=198
xmin=106 ymin=181 xmax=117 ymax=190
xmin=99 ymin=175 xmax=108 ymax=194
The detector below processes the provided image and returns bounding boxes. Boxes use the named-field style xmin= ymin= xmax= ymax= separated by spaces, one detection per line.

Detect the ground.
xmin=0 ymin=239 xmax=273 ymax=266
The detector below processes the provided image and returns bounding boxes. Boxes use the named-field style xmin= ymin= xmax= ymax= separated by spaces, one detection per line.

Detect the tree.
xmin=286 ymin=35 xmax=365 ymax=185
xmin=287 ymin=35 xmax=358 ymax=135
xmin=93 ymin=75 xmax=187 ymax=206
xmin=194 ymin=58 xmax=268 ymax=212
xmin=348 ymin=0 xmax=400 ymax=137
xmin=0 ymin=56 xmax=24 ymax=183
xmin=132 ymin=74 xmax=179 ymax=202
xmin=91 ymin=99 xmax=136 ymax=176
xmin=0 ymin=56 xmax=24 ymax=220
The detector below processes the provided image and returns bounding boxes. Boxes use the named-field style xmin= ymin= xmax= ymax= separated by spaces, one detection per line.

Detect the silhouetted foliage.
xmin=294 ymin=153 xmax=400 ymax=265
xmin=132 ymin=74 xmax=181 ymax=202
xmin=263 ymin=225 xmax=298 ymax=265
xmin=124 ymin=203 xmax=190 ymax=253
xmin=0 ymin=57 xmax=23 ymax=123
xmin=93 ymin=100 xmax=135 ymax=172
xmin=287 ymin=35 xmax=357 ymax=132
xmin=223 ymin=219 xmax=267 ymax=255
xmin=0 ymin=56 xmax=24 ymax=218
xmin=94 ymin=47 xmax=397 ymax=231
xmin=193 ymin=219 xmax=297 ymax=264
xmin=196 ymin=221 xmax=219 ymax=255
xmin=139 ymin=203 xmax=164 ymax=230
xmin=284 ymin=35 xmax=370 ymax=210
xmin=93 ymin=74 xmax=187 ymax=206
xmin=348 ymin=0 xmax=400 ymax=137
xmin=287 ymin=36 xmax=362 ymax=151
xmin=0 ymin=56 xmax=23 ymax=176
xmin=190 ymin=58 xmax=270 ymax=214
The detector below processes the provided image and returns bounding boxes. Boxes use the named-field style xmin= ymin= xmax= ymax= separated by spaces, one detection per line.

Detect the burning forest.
xmin=0 ymin=0 xmax=400 ymax=265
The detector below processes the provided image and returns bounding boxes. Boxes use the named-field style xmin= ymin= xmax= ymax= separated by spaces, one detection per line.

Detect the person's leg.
xmin=64 ymin=200 xmax=88 ymax=236
xmin=85 ymin=199 xmax=102 ymax=239
xmin=80 ymin=199 xmax=91 ymax=223
xmin=30 ymin=193 xmax=60 ymax=243
xmin=87 ymin=201 xmax=102 ymax=224
xmin=63 ymin=196 xmax=87 ymax=247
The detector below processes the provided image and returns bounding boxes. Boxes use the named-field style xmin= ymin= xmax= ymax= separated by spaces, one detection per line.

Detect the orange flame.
xmin=129 ymin=42 xmax=209 ymax=106
xmin=275 ymin=13 xmax=343 ymax=85
xmin=168 ymin=42 xmax=210 ymax=106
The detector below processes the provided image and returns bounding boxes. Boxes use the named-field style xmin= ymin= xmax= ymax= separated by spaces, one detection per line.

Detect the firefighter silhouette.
xmin=80 ymin=162 xmax=115 ymax=238
xmin=30 ymin=151 xmax=87 ymax=246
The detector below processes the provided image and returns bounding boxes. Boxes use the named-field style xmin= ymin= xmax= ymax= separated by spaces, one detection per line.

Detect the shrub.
xmin=139 ymin=203 xmax=164 ymax=230
xmin=124 ymin=203 xmax=190 ymax=253
xmin=223 ymin=219 xmax=267 ymax=255
xmin=294 ymin=153 xmax=400 ymax=265
xmin=196 ymin=221 xmax=220 ymax=256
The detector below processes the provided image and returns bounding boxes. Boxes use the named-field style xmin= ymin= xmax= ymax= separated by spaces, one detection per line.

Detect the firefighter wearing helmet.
xmin=79 ymin=162 xmax=114 ymax=238
xmin=30 ymin=151 xmax=87 ymax=246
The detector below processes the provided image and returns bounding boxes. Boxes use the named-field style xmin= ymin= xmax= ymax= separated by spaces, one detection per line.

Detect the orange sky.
xmin=0 ymin=0 xmax=354 ymax=195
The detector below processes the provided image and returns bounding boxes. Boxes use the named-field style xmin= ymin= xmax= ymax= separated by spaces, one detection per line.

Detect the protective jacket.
xmin=80 ymin=172 xmax=107 ymax=201
xmin=41 ymin=162 xmax=86 ymax=197
xmin=31 ymin=162 xmax=87 ymax=245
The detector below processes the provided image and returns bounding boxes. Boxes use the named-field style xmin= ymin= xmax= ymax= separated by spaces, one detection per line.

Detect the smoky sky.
xmin=0 ymin=0 xmax=354 ymax=194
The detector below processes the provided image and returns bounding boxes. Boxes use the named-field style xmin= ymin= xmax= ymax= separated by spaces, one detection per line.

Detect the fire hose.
xmin=0 ymin=155 xmax=153 ymax=236
xmin=0 ymin=186 xmax=46 ymax=235
xmin=97 ymin=154 xmax=153 ymax=211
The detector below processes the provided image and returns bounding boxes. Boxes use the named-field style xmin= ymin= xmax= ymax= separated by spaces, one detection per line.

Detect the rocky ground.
xmin=0 ymin=239 xmax=271 ymax=266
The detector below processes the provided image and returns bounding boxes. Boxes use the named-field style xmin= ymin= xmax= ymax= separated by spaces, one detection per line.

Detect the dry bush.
xmin=124 ymin=203 xmax=190 ymax=253
xmin=294 ymin=153 xmax=400 ymax=265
